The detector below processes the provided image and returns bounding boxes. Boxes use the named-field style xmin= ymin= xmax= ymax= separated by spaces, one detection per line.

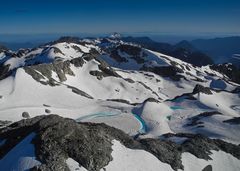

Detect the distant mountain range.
xmin=0 ymin=42 xmax=42 ymax=51
xmin=1 ymin=35 xmax=240 ymax=67
xmin=121 ymin=36 xmax=213 ymax=67
xmin=122 ymin=36 xmax=240 ymax=67
xmin=191 ymin=36 xmax=240 ymax=63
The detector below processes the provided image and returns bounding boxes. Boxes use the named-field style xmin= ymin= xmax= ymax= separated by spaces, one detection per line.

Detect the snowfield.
xmin=0 ymin=36 xmax=240 ymax=170
xmin=102 ymin=140 xmax=174 ymax=171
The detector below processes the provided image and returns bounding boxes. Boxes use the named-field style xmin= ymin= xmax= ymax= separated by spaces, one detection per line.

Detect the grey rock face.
xmin=181 ymin=134 xmax=240 ymax=161
xmin=0 ymin=116 xmax=240 ymax=171
xmin=139 ymin=138 xmax=183 ymax=170
xmin=0 ymin=115 xmax=140 ymax=171
xmin=70 ymin=57 xmax=85 ymax=67
xmin=163 ymin=133 xmax=240 ymax=161
xmin=24 ymin=59 xmax=76 ymax=85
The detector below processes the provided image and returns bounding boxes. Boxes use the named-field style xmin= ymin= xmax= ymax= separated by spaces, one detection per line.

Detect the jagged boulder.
xmin=22 ymin=112 xmax=30 ymax=119
xmin=142 ymin=65 xmax=184 ymax=81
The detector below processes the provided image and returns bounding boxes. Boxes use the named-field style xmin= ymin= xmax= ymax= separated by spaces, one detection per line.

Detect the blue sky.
xmin=0 ymin=0 xmax=239 ymax=35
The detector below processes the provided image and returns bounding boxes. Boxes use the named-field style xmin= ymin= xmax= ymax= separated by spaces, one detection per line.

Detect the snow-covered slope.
xmin=0 ymin=36 xmax=239 ymax=170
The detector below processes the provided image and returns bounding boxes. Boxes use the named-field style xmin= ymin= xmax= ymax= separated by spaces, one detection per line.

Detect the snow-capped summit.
xmin=109 ymin=32 xmax=122 ymax=39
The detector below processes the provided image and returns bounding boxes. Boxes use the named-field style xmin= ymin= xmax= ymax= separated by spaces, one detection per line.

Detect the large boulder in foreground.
xmin=0 ymin=115 xmax=240 ymax=171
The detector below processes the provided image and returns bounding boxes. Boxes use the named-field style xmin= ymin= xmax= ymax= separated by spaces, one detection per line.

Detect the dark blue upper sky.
xmin=0 ymin=0 xmax=239 ymax=35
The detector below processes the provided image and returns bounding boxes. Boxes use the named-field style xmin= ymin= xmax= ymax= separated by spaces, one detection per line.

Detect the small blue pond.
xmin=170 ymin=106 xmax=184 ymax=110
xmin=77 ymin=111 xmax=147 ymax=134
xmin=132 ymin=113 xmax=147 ymax=133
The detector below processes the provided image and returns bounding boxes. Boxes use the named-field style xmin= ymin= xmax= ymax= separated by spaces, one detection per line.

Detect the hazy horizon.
xmin=1 ymin=0 xmax=240 ymax=49
xmin=1 ymin=32 xmax=240 ymax=43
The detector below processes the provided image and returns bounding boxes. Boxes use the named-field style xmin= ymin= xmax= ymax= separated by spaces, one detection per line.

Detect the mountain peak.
xmin=174 ymin=40 xmax=196 ymax=52
xmin=109 ymin=32 xmax=122 ymax=39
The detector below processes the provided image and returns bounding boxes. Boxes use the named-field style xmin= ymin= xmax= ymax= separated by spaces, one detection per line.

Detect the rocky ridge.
xmin=0 ymin=115 xmax=240 ymax=171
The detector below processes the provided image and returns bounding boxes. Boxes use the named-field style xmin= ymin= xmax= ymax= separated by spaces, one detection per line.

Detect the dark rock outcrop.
xmin=142 ymin=65 xmax=184 ymax=81
xmin=24 ymin=59 xmax=76 ymax=85
xmin=89 ymin=59 xmax=121 ymax=80
xmin=223 ymin=117 xmax=240 ymax=125
xmin=70 ymin=57 xmax=85 ymax=67
xmin=139 ymin=138 xmax=183 ymax=170
xmin=193 ymin=84 xmax=213 ymax=95
xmin=106 ymin=99 xmax=132 ymax=105
xmin=0 ymin=64 xmax=11 ymax=80
xmin=181 ymin=134 xmax=240 ymax=161
xmin=210 ymin=63 xmax=240 ymax=84
xmin=0 ymin=115 xmax=140 ymax=171
xmin=202 ymin=165 xmax=212 ymax=171
xmin=1 ymin=116 xmax=240 ymax=171
xmin=110 ymin=44 xmax=146 ymax=64
xmin=52 ymin=47 xmax=65 ymax=56
xmin=67 ymin=85 xmax=94 ymax=99
xmin=162 ymin=133 xmax=240 ymax=160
